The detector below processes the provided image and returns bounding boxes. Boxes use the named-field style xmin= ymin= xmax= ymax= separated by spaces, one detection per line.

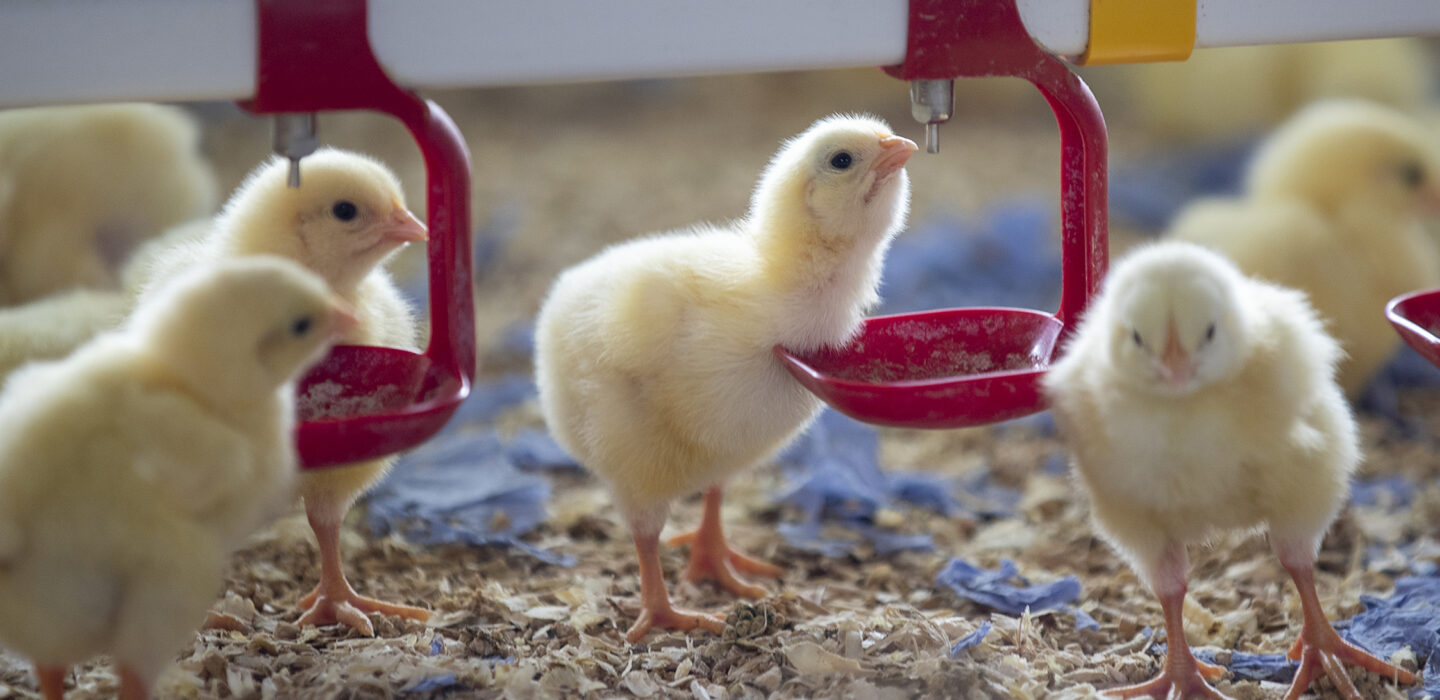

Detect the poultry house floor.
xmin=1 ymin=70 xmax=1437 ymax=699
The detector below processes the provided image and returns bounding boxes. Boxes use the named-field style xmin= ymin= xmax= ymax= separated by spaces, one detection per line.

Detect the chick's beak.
xmin=873 ymin=135 xmax=919 ymax=180
xmin=1422 ymin=185 xmax=1440 ymax=215
xmin=1158 ymin=320 xmax=1194 ymax=386
xmin=381 ymin=207 xmax=429 ymax=244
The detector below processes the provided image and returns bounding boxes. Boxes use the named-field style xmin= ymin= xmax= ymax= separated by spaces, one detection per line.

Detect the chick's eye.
xmin=1205 ymin=323 xmax=1216 ymax=342
xmin=1400 ymin=162 xmax=1426 ymax=189
xmin=290 ymin=316 xmax=313 ymax=337
xmin=331 ymin=200 xmax=358 ymax=221
xmin=1132 ymin=329 xmax=1143 ymax=347
xmin=829 ymin=152 xmax=853 ymax=170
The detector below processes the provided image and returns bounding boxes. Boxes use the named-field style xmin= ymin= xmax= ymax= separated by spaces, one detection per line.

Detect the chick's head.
xmin=218 ymin=148 xmax=426 ymax=296
xmin=751 ymin=114 xmax=917 ymax=245
xmin=1247 ymin=99 xmax=1440 ymax=220
xmin=1100 ymin=243 xmax=1250 ymax=396
xmin=132 ymin=255 xmax=354 ymax=403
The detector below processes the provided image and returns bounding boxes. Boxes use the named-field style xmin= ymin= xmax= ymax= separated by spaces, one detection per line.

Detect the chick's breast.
xmin=1049 ymin=283 xmax=1353 ymax=553
xmin=537 ymin=232 xmax=822 ymax=511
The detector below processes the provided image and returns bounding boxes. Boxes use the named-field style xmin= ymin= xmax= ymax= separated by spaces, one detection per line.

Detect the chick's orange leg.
xmin=117 ymin=667 xmax=147 ymax=700
xmin=626 ymin=528 xmax=725 ymax=643
xmin=35 ymin=665 xmax=65 ymax=700
xmin=1106 ymin=544 xmax=1232 ymax=699
xmin=1276 ymin=547 xmax=1418 ymax=700
xmin=296 ymin=501 xmax=430 ymax=636
xmin=665 ymin=486 xmax=781 ymax=598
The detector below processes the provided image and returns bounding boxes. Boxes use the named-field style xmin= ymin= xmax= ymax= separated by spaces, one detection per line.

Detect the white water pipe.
xmin=1 ymin=0 xmax=1438 ymax=108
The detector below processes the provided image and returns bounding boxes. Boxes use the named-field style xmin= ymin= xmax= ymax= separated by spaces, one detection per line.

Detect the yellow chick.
xmin=0 ymin=289 xmax=130 ymax=380
xmin=535 ymin=115 xmax=916 ymax=641
xmin=125 ymin=148 xmax=430 ymax=635
xmin=0 ymin=256 xmax=350 ymax=700
xmin=1119 ymin=39 xmax=1432 ymax=141
xmin=1169 ymin=99 xmax=1440 ymax=396
xmin=0 ymin=103 xmax=216 ymax=305
xmin=1043 ymin=242 xmax=1418 ymax=699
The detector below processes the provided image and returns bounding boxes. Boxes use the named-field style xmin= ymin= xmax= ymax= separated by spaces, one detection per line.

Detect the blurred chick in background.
xmin=0 ymin=103 xmax=216 ymax=305
xmin=536 ymin=115 xmax=915 ymax=641
xmin=0 ymin=256 xmax=349 ymax=700
xmin=1115 ymin=39 xmax=1433 ymax=141
xmin=125 ymin=148 xmax=430 ymax=635
xmin=1044 ymin=242 xmax=1417 ymax=700
xmin=0 ymin=289 xmax=131 ymax=380
xmin=1168 ymin=99 xmax=1440 ymax=397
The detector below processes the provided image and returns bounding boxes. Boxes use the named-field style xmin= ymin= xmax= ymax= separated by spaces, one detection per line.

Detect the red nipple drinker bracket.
xmin=775 ymin=0 xmax=1108 ymax=428
xmin=244 ymin=0 xmax=475 ymax=467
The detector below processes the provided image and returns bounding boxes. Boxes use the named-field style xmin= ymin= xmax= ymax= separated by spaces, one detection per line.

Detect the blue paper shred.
xmin=365 ymin=413 xmax=574 ymax=565
xmin=1070 ymin=606 xmax=1100 ymax=631
xmin=935 ymin=558 xmax=1082 ymax=616
xmin=428 ymin=636 xmax=444 ymax=655
xmin=878 ymin=201 xmax=1061 ymax=316
xmin=950 ymin=620 xmax=992 ymax=657
xmin=505 ymin=428 xmax=583 ymax=472
xmin=1350 ymin=475 xmax=1417 ymax=510
xmin=1191 ymin=649 xmax=1295 ymax=684
xmin=405 ymin=674 xmax=459 ymax=693
xmin=446 ymin=375 xmax=537 ymax=429
xmin=775 ymin=411 xmax=1013 ymax=555
xmin=1107 ymin=139 xmax=1254 ymax=231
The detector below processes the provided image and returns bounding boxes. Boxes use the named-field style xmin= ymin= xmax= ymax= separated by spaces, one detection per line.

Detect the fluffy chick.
xmin=536 ymin=115 xmax=915 ymax=641
xmin=1044 ymin=242 xmax=1418 ymax=699
xmin=125 ymin=148 xmax=429 ymax=635
xmin=1118 ymin=39 xmax=1432 ymax=141
xmin=0 ymin=289 xmax=130 ymax=381
xmin=0 ymin=103 xmax=216 ymax=305
xmin=1169 ymin=99 xmax=1440 ymax=396
xmin=0 ymin=256 xmax=348 ymax=700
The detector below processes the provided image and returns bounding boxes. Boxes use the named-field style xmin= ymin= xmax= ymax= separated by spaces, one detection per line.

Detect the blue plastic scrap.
xmin=950 ymin=620 xmax=992 ymax=657
xmin=935 ymin=557 xmax=1082 ymax=618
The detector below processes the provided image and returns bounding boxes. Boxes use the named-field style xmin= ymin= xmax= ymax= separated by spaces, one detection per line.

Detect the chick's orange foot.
xmin=625 ymin=602 xmax=726 ymax=644
xmin=667 ymin=486 xmax=782 ymax=598
xmin=1282 ymin=623 xmax=1418 ymax=700
xmin=36 ymin=665 xmax=65 ymax=700
xmin=297 ymin=579 xmax=431 ymax=636
xmin=1104 ymin=665 xmax=1231 ymax=700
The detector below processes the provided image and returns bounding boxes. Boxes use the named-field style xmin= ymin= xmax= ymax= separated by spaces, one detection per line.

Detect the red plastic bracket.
xmin=775 ymin=0 xmax=1108 ymax=428
xmin=244 ymin=0 xmax=475 ymax=467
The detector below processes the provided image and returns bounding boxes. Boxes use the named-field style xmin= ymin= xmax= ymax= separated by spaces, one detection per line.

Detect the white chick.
xmin=1169 ymin=99 xmax=1440 ymax=397
xmin=124 ymin=148 xmax=429 ymax=635
xmin=535 ymin=115 xmax=916 ymax=641
xmin=1043 ymin=242 xmax=1418 ymax=699
xmin=0 ymin=103 xmax=217 ymax=305
xmin=0 ymin=256 xmax=350 ymax=700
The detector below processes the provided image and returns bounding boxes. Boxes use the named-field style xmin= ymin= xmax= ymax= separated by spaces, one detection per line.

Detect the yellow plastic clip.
xmin=1079 ymin=0 xmax=1196 ymax=65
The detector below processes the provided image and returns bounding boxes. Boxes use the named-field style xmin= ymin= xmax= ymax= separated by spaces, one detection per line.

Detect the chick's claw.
xmin=1283 ymin=626 xmax=1418 ymax=700
xmin=625 ymin=604 xmax=726 ymax=644
xmin=297 ymin=582 xmax=431 ymax=636
xmin=1105 ymin=669 xmax=1232 ymax=700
